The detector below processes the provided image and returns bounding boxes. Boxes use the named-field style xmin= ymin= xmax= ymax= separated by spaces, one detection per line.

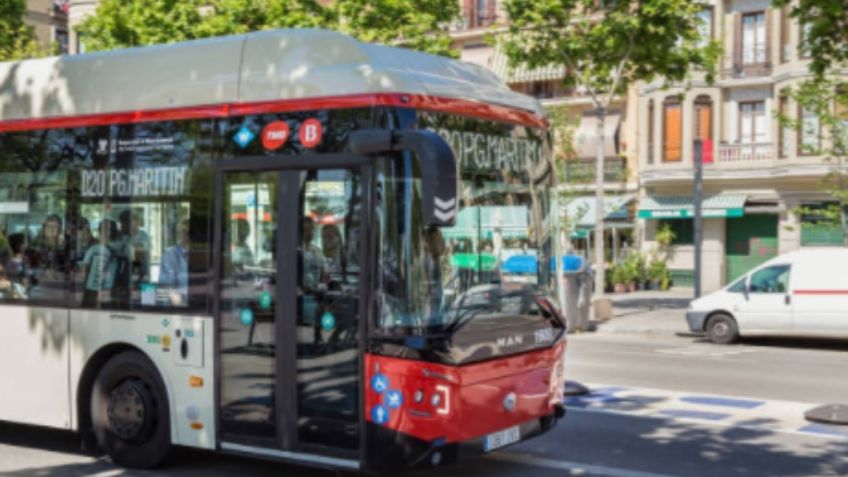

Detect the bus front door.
xmin=217 ymin=163 xmax=368 ymax=469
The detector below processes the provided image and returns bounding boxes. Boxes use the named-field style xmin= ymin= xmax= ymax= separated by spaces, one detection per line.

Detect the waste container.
xmin=559 ymin=254 xmax=592 ymax=332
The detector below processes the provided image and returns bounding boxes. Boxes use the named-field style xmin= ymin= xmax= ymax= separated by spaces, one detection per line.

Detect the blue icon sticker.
xmin=371 ymin=373 xmax=389 ymax=394
xmin=233 ymin=126 xmax=256 ymax=148
xmin=259 ymin=291 xmax=273 ymax=310
xmin=371 ymin=405 xmax=390 ymax=425
xmin=240 ymin=308 xmax=254 ymax=326
xmin=384 ymin=389 xmax=403 ymax=410
xmin=321 ymin=312 xmax=336 ymax=331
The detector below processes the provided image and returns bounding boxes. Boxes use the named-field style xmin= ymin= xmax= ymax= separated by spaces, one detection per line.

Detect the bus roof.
xmin=0 ymin=29 xmax=545 ymax=124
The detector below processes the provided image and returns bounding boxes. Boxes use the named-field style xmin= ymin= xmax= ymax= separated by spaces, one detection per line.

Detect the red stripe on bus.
xmin=794 ymin=290 xmax=848 ymax=295
xmin=0 ymin=93 xmax=547 ymax=133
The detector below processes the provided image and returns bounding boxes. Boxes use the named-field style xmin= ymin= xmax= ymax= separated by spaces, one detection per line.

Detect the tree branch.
xmin=604 ymin=38 xmax=634 ymax=109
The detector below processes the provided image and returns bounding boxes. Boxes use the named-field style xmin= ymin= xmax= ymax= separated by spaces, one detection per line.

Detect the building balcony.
xmin=722 ymin=48 xmax=773 ymax=79
xmin=717 ymin=142 xmax=775 ymax=164
xmin=561 ymin=157 xmax=628 ymax=185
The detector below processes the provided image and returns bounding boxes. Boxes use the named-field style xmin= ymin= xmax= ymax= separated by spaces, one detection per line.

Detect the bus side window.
xmin=0 ymin=153 xmax=71 ymax=304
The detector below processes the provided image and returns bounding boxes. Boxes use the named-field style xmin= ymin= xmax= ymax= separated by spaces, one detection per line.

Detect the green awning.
xmin=638 ymin=195 xmax=746 ymax=219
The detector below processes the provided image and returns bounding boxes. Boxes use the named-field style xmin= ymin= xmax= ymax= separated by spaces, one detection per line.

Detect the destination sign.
xmin=81 ymin=167 xmax=188 ymax=198
xmin=432 ymin=128 xmax=549 ymax=175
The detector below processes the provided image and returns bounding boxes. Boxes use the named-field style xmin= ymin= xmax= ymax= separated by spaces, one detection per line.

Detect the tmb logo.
xmin=261 ymin=121 xmax=290 ymax=151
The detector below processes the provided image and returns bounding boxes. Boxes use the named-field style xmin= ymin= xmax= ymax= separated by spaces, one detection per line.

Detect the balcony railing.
xmin=717 ymin=143 xmax=775 ymax=163
xmin=562 ymin=157 xmax=627 ymax=183
xmin=723 ymin=47 xmax=773 ymax=78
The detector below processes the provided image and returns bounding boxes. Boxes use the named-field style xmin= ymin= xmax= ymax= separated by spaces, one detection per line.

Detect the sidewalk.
xmin=591 ymin=288 xmax=696 ymax=335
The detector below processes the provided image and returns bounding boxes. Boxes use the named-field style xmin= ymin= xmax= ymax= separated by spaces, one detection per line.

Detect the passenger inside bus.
xmin=158 ymin=219 xmax=189 ymax=306
xmin=118 ymin=209 xmax=151 ymax=285
xmin=0 ymin=263 xmax=26 ymax=300
xmin=232 ymin=218 xmax=255 ymax=273
xmin=81 ymin=219 xmax=122 ymax=308
xmin=32 ymin=215 xmax=66 ymax=280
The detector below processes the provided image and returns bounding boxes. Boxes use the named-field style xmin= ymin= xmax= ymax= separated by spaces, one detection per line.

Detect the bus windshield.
xmin=375 ymin=114 xmax=558 ymax=340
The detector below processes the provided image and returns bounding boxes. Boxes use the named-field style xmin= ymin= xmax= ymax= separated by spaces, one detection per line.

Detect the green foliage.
xmin=501 ymin=0 xmax=721 ymax=109
xmin=655 ymin=223 xmax=677 ymax=250
xmin=76 ymin=0 xmax=458 ymax=57
xmin=647 ymin=259 xmax=671 ymax=290
xmin=0 ymin=0 xmax=45 ymax=61
xmin=773 ymin=0 xmax=847 ymax=78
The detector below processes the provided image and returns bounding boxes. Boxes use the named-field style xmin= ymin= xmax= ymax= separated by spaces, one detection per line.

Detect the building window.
xmin=739 ymin=101 xmax=767 ymax=144
xmin=697 ymin=7 xmax=714 ymax=47
xmin=801 ymin=203 xmax=846 ymax=246
xmin=659 ymin=219 xmax=694 ymax=246
xmin=463 ymin=0 xmax=497 ymax=28
xmin=778 ymin=94 xmax=791 ymax=158
xmin=663 ymin=97 xmax=682 ymax=162
xmin=694 ymin=95 xmax=713 ymax=142
xmin=741 ymin=12 xmax=767 ymax=65
xmin=799 ymin=22 xmax=812 ymax=59
xmin=647 ymin=99 xmax=655 ymax=165
xmin=54 ymin=28 xmax=69 ymax=55
xmin=799 ymin=106 xmax=821 ymax=155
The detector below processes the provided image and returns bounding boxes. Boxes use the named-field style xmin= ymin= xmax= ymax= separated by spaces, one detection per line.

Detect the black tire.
xmin=706 ymin=313 xmax=739 ymax=345
xmin=90 ymin=350 xmax=171 ymax=469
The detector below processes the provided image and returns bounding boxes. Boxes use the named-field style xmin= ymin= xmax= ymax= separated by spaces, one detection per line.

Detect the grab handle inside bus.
xmin=348 ymin=129 xmax=458 ymax=227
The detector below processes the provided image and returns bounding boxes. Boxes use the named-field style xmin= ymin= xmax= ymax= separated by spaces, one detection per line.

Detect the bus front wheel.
xmin=91 ymin=350 xmax=171 ymax=469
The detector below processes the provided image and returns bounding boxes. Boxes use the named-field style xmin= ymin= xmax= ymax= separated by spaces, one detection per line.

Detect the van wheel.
xmin=706 ymin=314 xmax=739 ymax=345
xmin=91 ymin=350 xmax=171 ymax=469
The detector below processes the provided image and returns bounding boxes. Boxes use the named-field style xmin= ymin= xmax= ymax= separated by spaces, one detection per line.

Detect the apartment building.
xmin=638 ymin=0 xmax=846 ymax=292
xmin=450 ymin=0 xmax=641 ymax=263
xmin=24 ymin=0 xmax=69 ymax=55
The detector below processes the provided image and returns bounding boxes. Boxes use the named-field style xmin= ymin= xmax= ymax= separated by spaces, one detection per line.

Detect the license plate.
xmin=483 ymin=426 xmax=521 ymax=452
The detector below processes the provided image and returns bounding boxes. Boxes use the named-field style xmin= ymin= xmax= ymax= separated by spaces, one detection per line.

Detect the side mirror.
xmin=348 ymin=129 xmax=458 ymax=227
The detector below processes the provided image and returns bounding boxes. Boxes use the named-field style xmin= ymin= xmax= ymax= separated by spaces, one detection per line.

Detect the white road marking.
xmin=567 ymin=407 xmax=847 ymax=442
xmin=491 ymin=452 xmax=679 ymax=477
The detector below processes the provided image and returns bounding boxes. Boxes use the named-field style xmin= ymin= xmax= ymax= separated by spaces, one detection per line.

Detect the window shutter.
xmin=664 ymin=102 xmax=682 ymax=162
xmin=765 ymin=9 xmax=773 ymax=64
xmin=734 ymin=13 xmax=743 ymax=69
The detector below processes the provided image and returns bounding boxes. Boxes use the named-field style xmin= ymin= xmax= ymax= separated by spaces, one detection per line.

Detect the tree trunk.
xmin=594 ymin=108 xmax=606 ymax=298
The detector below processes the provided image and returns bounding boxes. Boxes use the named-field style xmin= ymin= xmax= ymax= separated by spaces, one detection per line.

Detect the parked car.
xmin=686 ymin=248 xmax=848 ymax=344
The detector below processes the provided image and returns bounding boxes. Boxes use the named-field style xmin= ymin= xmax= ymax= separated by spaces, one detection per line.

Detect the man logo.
xmin=496 ymin=335 xmax=524 ymax=349
xmin=503 ymin=392 xmax=517 ymax=412
xmin=96 ymin=139 xmax=109 ymax=155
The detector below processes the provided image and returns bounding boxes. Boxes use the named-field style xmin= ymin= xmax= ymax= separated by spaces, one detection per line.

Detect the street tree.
xmin=501 ymin=0 xmax=720 ymax=298
xmin=773 ymin=0 xmax=848 ymax=243
xmin=76 ymin=0 xmax=457 ymax=57
xmin=0 ymin=0 xmax=44 ymax=61
xmin=773 ymin=0 xmax=847 ymax=78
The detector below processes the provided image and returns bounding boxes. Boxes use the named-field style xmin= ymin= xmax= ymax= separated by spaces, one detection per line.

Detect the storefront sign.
xmin=638 ymin=208 xmax=744 ymax=219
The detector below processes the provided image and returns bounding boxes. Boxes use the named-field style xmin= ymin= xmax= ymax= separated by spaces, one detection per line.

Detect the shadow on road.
xmin=3 ymin=408 xmax=848 ymax=477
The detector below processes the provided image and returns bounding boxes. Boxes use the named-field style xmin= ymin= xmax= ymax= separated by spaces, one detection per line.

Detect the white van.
xmin=687 ymin=248 xmax=848 ymax=344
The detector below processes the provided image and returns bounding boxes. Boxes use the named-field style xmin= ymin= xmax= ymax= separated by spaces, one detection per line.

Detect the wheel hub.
xmin=107 ymin=379 xmax=156 ymax=443
xmin=713 ymin=322 xmax=729 ymax=337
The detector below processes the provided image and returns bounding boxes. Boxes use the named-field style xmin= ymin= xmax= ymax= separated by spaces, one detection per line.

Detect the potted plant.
xmin=623 ymin=252 xmax=646 ymax=292
xmin=611 ymin=264 xmax=628 ymax=293
xmin=647 ymin=259 xmax=668 ymax=290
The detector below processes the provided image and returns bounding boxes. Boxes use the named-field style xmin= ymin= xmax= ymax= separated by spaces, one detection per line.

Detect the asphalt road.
xmin=2 ymin=329 xmax=848 ymax=477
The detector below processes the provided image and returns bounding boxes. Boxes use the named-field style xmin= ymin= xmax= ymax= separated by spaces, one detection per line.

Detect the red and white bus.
xmin=0 ymin=29 xmax=566 ymax=472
